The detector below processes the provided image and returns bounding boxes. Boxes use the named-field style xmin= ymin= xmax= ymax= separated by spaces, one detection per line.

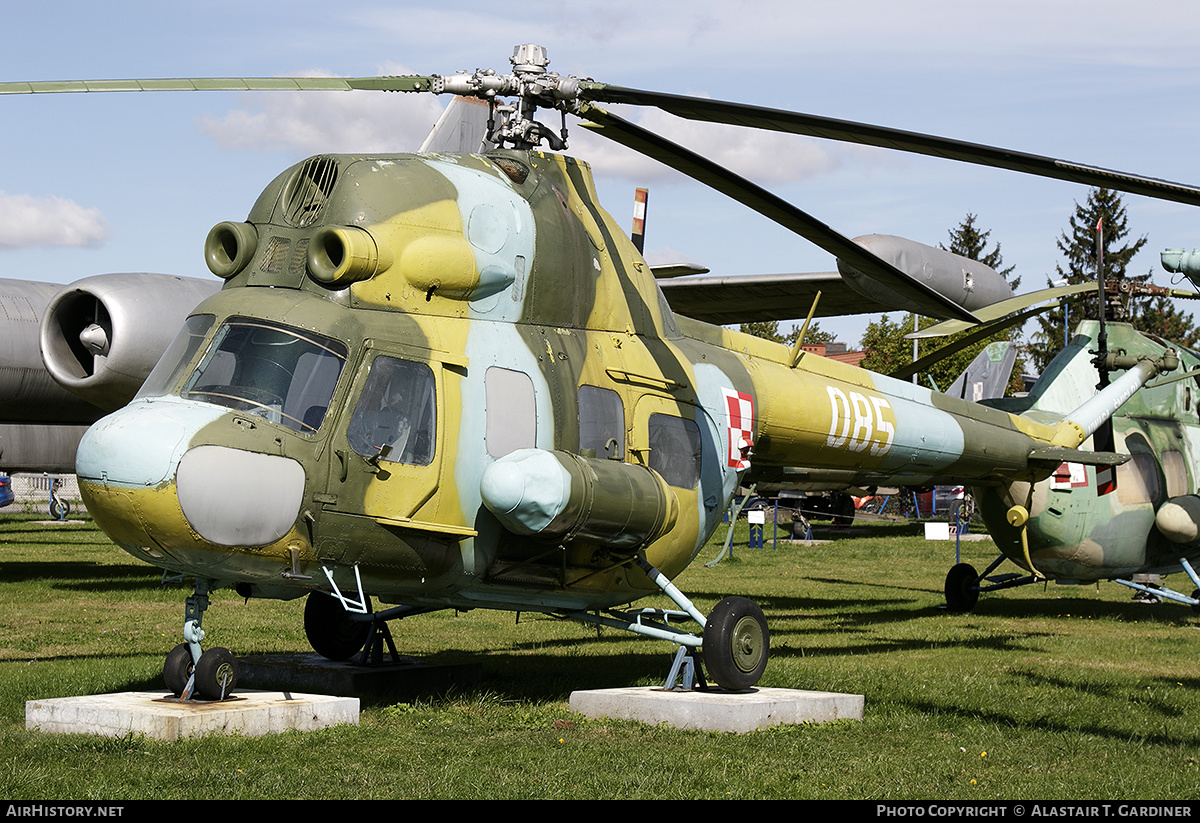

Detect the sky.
xmin=1 ymin=0 xmax=1199 ymax=348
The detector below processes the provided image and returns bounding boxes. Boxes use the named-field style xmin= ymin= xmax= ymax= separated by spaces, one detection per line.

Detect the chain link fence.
xmin=5 ymin=473 xmax=85 ymax=518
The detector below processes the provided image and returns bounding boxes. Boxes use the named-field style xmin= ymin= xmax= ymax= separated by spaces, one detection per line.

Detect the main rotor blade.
xmin=0 ymin=76 xmax=434 ymax=94
xmin=578 ymin=103 xmax=979 ymax=323
xmin=580 ymin=84 xmax=1200 ymax=208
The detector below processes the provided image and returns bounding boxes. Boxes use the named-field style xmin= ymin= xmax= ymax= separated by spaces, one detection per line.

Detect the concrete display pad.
xmin=25 ymin=690 xmax=359 ymax=741
xmin=569 ymin=686 xmax=864 ymax=733
xmin=238 ymin=652 xmax=482 ymax=697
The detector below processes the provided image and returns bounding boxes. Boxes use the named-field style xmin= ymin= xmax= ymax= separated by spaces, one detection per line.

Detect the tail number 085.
xmin=826 ymin=386 xmax=895 ymax=456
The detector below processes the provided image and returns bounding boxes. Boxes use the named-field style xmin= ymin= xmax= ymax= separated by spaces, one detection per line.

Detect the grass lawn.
xmin=2 ymin=513 xmax=1199 ymax=800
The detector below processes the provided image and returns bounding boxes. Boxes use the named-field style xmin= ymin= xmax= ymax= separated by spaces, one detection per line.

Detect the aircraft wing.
xmin=657 ymin=271 xmax=886 ymax=324
xmin=654 ymin=234 xmax=1012 ymax=325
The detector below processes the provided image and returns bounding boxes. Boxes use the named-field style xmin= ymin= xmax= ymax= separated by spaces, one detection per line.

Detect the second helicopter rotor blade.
xmin=580 ymin=84 xmax=1200 ymax=208
xmin=578 ymin=102 xmax=979 ymax=324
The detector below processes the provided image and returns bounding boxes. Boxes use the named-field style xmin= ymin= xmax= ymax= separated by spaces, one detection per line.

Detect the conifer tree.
xmin=1025 ymin=187 xmax=1200 ymax=370
xmin=940 ymin=213 xmax=1020 ymax=292
xmin=1028 ymin=188 xmax=1147 ymax=373
xmin=1136 ymin=294 xmax=1200 ymax=349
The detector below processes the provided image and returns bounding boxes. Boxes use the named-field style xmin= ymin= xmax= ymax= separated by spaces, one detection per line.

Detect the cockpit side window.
xmin=347 ymin=356 xmax=436 ymax=466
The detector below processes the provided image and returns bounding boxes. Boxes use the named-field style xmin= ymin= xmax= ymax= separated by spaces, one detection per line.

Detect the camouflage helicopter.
xmin=924 ymin=257 xmax=1200 ymax=613
xmin=3 ymin=45 xmax=1192 ymax=700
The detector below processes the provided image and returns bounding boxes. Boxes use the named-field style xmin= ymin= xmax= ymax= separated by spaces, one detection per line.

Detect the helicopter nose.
xmin=76 ymin=398 xmax=306 ymax=549
xmin=77 ymin=398 xmax=224 ymax=488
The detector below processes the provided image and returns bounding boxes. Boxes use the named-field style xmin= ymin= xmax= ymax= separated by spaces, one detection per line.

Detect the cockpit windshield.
xmin=178 ymin=318 xmax=348 ymax=434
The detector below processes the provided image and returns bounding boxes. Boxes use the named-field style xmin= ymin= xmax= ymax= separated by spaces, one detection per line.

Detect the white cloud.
xmin=197 ymin=67 xmax=446 ymax=156
xmin=0 ymin=192 xmax=108 ymax=250
xmin=193 ymin=68 xmax=855 ymax=187
xmin=570 ymin=107 xmax=847 ymax=185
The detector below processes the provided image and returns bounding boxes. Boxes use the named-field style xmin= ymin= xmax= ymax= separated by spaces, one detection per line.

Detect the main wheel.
xmin=703 ymin=596 xmax=769 ymax=691
xmin=305 ymin=591 xmax=372 ymax=661
xmin=831 ymin=493 xmax=855 ymax=528
xmin=194 ymin=647 xmax=239 ymax=700
xmin=945 ymin=563 xmax=980 ymax=612
xmin=163 ymin=643 xmax=195 ymax=697
xmin=791 ymin=513 xmax=811 ymax=540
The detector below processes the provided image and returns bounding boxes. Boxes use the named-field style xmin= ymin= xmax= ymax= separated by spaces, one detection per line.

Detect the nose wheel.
xmin=163 ymin=643 xmax=194 ymax=696
xmin=193 ymin=647 xmax=239 ymax=699
xmin=162 ymin=579 xmax=241 ymax=701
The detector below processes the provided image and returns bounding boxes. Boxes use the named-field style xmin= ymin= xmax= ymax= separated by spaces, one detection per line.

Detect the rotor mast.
xmin=432 ymin=44 xmax=579 ymax=150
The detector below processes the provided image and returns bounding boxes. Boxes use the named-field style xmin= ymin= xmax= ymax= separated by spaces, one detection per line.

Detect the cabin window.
xmin=486 ymin=367 xmax=536 ymax=458
xmin=648 ymin=413 xmax=701 ymax=488
xmin=579 ymin=385 xmax=624 ymax=459
xmin=180 ymin=317 xmax=347 ymax=434
xmin=1116 ymin=449 xmax=1161 ymax=506
xmin=136 ymin=314 xmax=216 ymax=399
xmin=1163 ymin=450 xmax=1188 ymax=499
xmin=346 ymin=356 xmax=436 ymax=466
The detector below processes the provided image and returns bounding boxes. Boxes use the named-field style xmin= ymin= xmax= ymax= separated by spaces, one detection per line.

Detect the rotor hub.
xmin=431 ymin=44 xmax=580 ymax=151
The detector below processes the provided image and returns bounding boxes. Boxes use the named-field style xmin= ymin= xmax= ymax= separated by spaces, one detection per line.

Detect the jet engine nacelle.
xmin=40 ymin=273 xmax=221 ymax=411
xmin=838 ymin=235 xmax=1013 ymax=316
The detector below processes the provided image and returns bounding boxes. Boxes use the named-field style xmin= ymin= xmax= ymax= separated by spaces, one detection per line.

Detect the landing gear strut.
xmin=945 ymin=552 xmax=1200 ymax=614
xmin=563 ymin=555 xmax=771 ymax=692
xmin=162 ymin=579 xmax=240 ymax=701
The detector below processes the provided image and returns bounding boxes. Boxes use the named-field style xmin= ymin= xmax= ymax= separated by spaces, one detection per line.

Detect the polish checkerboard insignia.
xmin=722 ymin=387 xmax=754 ymax=470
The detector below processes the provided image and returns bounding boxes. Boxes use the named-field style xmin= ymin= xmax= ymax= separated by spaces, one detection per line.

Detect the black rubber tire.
xmin=194 ymin=647 xmax=239 ymax=700
xmin=49 ymin=498 xmax=70 ymax=520
xmin=163 ymin=643 xmax=195 ymax=697
xmin=703 ymin=596 xmax=769 ymax=691
xmin=945 ymin=563 xmax=980 ymax=612
xmin=304 ymin=591 xmax=371 ymax=661
xmin=791 ymin=514 xmax=811 ymax=540
xmin=831 ymin=493 xmax=855 ymax=528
